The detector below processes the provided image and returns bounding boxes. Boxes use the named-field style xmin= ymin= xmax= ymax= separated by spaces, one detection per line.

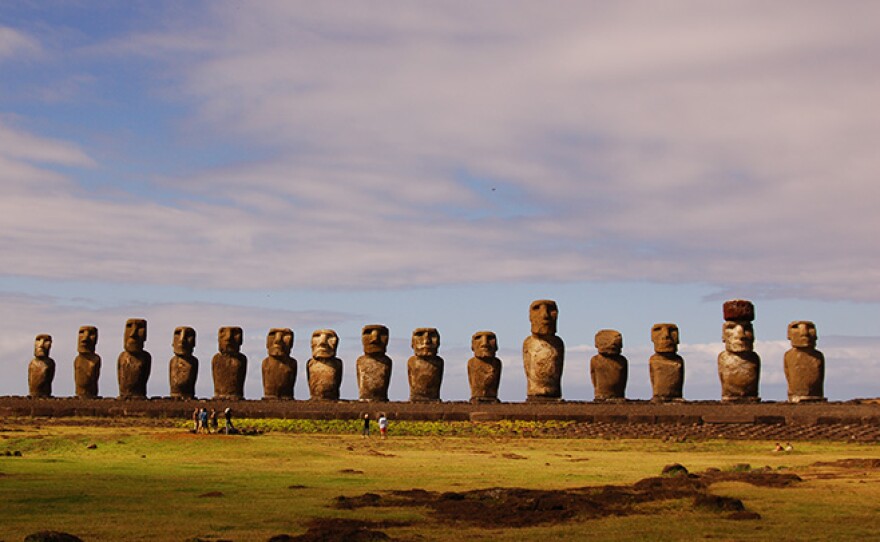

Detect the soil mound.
xmin=811 ymin=458 xmax=880 ymax=469
xmin=272 ymin=518 xmax=403 ymax=541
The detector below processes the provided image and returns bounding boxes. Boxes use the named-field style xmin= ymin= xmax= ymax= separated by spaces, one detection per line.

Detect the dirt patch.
xmin=811 ymin=458 xmax=880 ymax=469
xmin=332 ymin=468 xmax=797 ymax=528
xmin=339 ymin=469 xmax=364 ymax=474
xmin=366 ymin=449 xmax=396 ymax=457
xmin=271 ymin=518 xmax=406 ymax=541
xmin=288 ymin=484 xmax=307 ymax=490
xmin=500 ymin=453 xmax=527 ymax=460
xmin=198 ymin=491 xmax=224 ymax=498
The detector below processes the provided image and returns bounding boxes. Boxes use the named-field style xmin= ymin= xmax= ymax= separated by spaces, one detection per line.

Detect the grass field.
xmin=2 ymin=418 xmax=880 ymax=541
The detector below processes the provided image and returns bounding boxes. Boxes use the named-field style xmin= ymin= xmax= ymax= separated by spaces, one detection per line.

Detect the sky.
xmin=2 ymin=1 xmax=880 ymax=403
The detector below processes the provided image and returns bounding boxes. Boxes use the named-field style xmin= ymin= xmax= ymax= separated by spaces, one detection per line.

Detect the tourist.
xmin=378 ymin=413 xmax=388 ymax=439
xmin=199 ymin=408 xmax=209 ymax=434
xmin=224 ymin=407 xmax=235 ymax=435
xmin=209 ymin=409 xmax=218 ymax=432
xmin=362 ymin=413 xmax=371 ymax=438
xmin=192 ymin=408 xmax=199 ymax=433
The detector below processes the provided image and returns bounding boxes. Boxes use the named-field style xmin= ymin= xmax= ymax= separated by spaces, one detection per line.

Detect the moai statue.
xmin=649 ymin=323 xmax=684 ymax=402
xmin=212 ymin=326 xmax=247 ymax=399
xmin=523 ymin=299 xmax=564 ymax=401
xmin=356 ymin=324 xmax=392 ymax=402
xmin=717 ymin=299 xmax=760 ymax=402
xmin=468 ymin=331 xmax=502 ymax=403
xmin=784 ymin=321 xmax=826 ymax=403
xmin=28 ymin=334 xmax=55 ymax=397
xmin=262 ymin=328 xmax=297 ymax=399
xmin=408 ymin=328 xmax=443 ymax=402
xmin=74 ymin=326 xmax=101 ymax=398
xmin=169 ymin=326 xmax=198 ymax=399
xmin=307 ymin=329 xmax=343 ymax=401
xmin=590 ymin=329 xmax=628 ymax=402
xmin=117 ymin=318 xmax=151 ymax=399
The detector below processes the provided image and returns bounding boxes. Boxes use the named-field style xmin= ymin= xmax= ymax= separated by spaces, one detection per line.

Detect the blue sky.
xmin=2 ymin=1 xmax=880 ymax=402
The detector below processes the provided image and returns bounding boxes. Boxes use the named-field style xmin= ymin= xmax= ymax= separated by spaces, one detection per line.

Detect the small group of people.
xmin=192 ymin=407 xmax=236 ymax=435
xmin=362 ymin=412 xmax=388 ymax=439
xmin=773 ymin=442 xmax=794 ymax=453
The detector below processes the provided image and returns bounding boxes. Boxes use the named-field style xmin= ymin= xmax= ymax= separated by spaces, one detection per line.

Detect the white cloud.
xmin=0 ymin=26 xmax=40 ymax=60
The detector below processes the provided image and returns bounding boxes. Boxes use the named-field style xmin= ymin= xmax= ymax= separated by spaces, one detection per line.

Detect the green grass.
xmin=1 ymin=419 xmax=880 ymax=541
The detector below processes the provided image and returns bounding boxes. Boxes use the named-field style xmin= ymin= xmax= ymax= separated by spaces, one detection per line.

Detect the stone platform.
xmin=2 ymin=396 xmax=880 ymax=426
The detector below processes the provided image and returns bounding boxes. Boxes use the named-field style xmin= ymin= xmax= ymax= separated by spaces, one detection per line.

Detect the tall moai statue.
xmin=590 ymin=329 xmax=628 ymax=402
xmin=212 ymin=326 xmax=247 ymax=399
xmin=717 ymin=299 xmax=760 ymax=402
xmin=468 ymin=331 xmax=502 ymax=403
xmin=169 ymin=326 xmax=198 ymax=399
xmin=356 ymin=324 xmax=392 ymax=402
xmin=307 ymin=329 xmax=342 ymax=401
xmin=523 ymin=299 xmax=564 ymax=402
xmin=262 ymin=328 xmax=297 ymax=399
xmin=784 ymin=320 xmax=826 ymax=403
xmin=408 ymin=327 xmax=443 ymax=402
xmin=74 ymin=326 xmax=101 ymax=398
xmin=117 ymin=318 xmax=151 ymax=399
xmin=28 ymin=334 xmax=55 ymax=397
xmin=649 ymin=323 xmax=684 ymax=402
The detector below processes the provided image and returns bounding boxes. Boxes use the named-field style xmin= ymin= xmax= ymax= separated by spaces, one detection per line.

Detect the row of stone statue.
xmin=26 ymin=299 xmax=825 ymax=403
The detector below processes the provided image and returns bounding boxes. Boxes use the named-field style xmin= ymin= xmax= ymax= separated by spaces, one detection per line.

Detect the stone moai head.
xmin=651 ymin=323 xmax=679 ymax=354
xmin=172 ymin=326 xmax=196 ymax=356
xmin=267 ymin=328 xmax=294 ymax=357
xmin=471 ymin=331 xmax=498 ymax=359
xmin=412 ymin=328 xmax=440 ymax=357
xmin=362 ymin=325 xmax=389 ymax=355
xmin=311 ymin=329 xmax=339 ymax=359
xmin=124 ymin=319 xmax=147 ymax=353
xmin=218 ymin=326 xmax=243 ymax=354
xmin=722 ymin=299 xmax=755 ymax=353
xmin=788 ymin=320 xmax=817 ymax=349
xmin=595 ymin=329 xmax=623 ymax=355
xmin=529 ymin=299 xmax=558 ymax=336
xmin=34 ymin=334 xmax=52 ymax=358
xmin=78 ymin=326 xmax=98 ymax=353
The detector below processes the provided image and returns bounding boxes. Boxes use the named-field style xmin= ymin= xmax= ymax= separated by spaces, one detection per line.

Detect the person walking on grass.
xmin=210 ymin=409 xmax=218 ymax=432
xmin=224 ymin=407 xmax=235 ymax=435
xmin=192 ymin=408 xmax=199 ymax=433
xmin=199 ymin=408 xmax=209 ymax=434
xmin=362 ymin=413 xmax=371 ymax=438
xmin=378 ymin=413 xmax=388 ymax=439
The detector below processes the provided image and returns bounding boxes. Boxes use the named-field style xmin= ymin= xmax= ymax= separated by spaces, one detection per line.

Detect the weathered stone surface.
xmin=591 ymin=329 xmax=627 ymax=402
xmin=307 ymin=329 xmax=342 ymax=401
xmin=784 ymin=320 xmax=825 ymax=402
xmin=356 ymin=325 xmax=392 ymax=402
xmin=723 ymin=299 xmax=755 ymax=322
xmin=74 ymin=325 xmax=101 ymax=398
xmin=169 ymin=326 xmax=198 ymax=399
xmin=408 ymin=327 xmax=443 ymax=402
xmin=523 ymin=299 xmax=564 ymax=401
xmin=468 ymin=331 xmax=502 ymax=403
xmin=212 ymin=326 xmax=247 ymax=399
xmin=117 ymin=318 xmax=151 ymax=399
xmin=28 ymin=334 xmax=55 ymax=398
xmin=718 ymin=305 xmax=760 ymax=402
xmin=262 ymin=328 xmax=297 ymax=399
xmin=649 ymin=323 xmax=684 ymax=402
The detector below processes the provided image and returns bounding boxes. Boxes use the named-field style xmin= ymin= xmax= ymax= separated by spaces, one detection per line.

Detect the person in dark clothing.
xmin=362 ymin=413 xmax=370 ymax=438
xmin=224 ymin=407 xmax=236 ymax=434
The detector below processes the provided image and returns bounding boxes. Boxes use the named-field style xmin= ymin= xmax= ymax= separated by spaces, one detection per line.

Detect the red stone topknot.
xmin=723 ymin=299 xmax=754 ymax=322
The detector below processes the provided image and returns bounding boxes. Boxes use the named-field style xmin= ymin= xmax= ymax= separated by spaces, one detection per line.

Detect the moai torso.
xmin=212 ymin=326 xmax=247 ymax=399
xmin=28 ymin=334 xmax=55 ymax=397
xmin=523 ymin=300 xmax=564 ymax=401
xmin=74 ymin=325 xmax=101 ymax=399
xmin=717 ymin=300 xmax=760 ymax=402
xmin=118 ymin=319 xmax=151 ymax=399
xmin=783 ymin=320 xmax=825 ymax=402
xmin=408 ymin=328 xmax=443 ymax=402
xmin=649 ymin=323 xmax=684 ymax=401
xmin=356 ymin=325 xmax=392 ymax=402
xmin=468 ymin=331 xmax=502 ymax=403
xmin=590 ymin=329 xmax=627 ymax=402
xmin=262 ymin=328 xmax=297 ymax=399
xmin=169 ymin=327 xmax=198 ymax=399
xmin=307 ymin=329 xmax=342 ymax=400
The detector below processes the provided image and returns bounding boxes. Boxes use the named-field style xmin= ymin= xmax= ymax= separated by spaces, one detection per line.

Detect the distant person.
xmin=210 ymin=409 xmax=218 ymax=432
xmin=378 ymin=414 xmax=388 ymax=439
xmin=784 ymin=442 xmax=793 ymax=452
xmin=774 ymin=442 xmax=783 ymax=452
xmin=199 ymin=408 xmax=209 ymax=434
xmin=362 ymin=413 xmax=371 ymax=438
xmin=192 ymin=408 xmax=199 ymax=433
xmin=224 ymin=407 xmax=236 ymax=435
